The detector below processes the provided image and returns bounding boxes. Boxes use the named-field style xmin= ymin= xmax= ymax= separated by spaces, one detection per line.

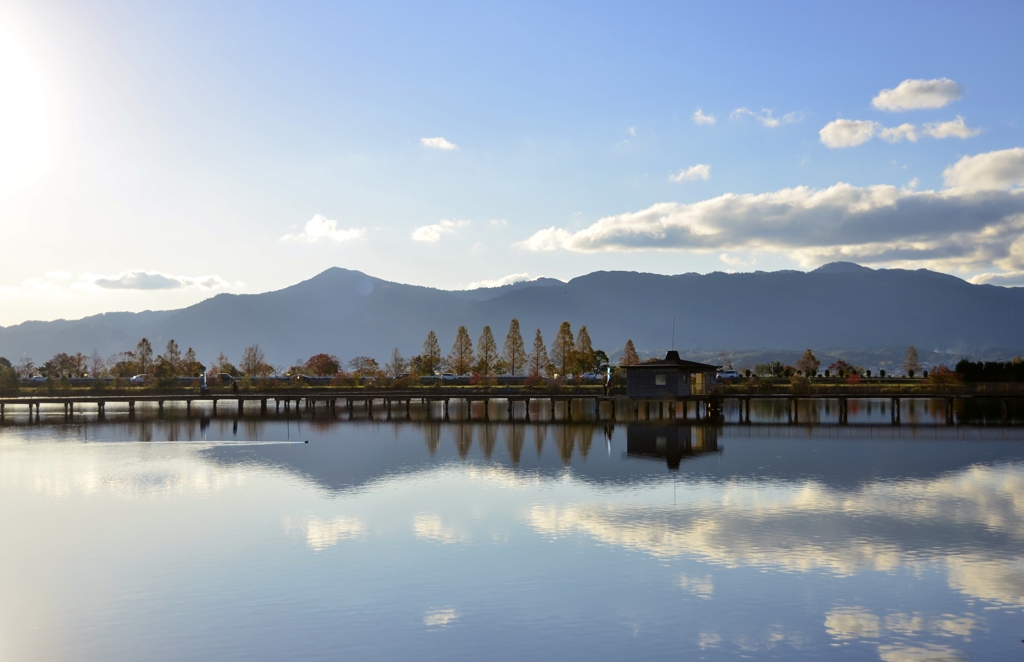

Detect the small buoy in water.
xmin=304 ymin=440 xmax=309 ymax=443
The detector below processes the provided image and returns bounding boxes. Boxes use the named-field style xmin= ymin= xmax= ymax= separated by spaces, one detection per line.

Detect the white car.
xmin=717 ymin=370 xmax=741 ymax=380
xmin=129 ymin=374 xmax=149 ymax=385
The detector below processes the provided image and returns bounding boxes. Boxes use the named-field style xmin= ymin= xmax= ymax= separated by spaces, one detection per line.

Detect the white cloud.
xmin=91 ymin=271 xmax=238 ymax=291
xmin=280 ymin=214 xmax=367 ymax=243
xmin=822 ymin=116 xmax=980 ymax=148
xmin=518 ymin=148 xmax=1024 ymax=276
xmin=628 ymin=126 xmax=637 ymax=136
xmin=669 ymin=164 xmax=711 ymax=182
xmin=969 ymin=270 xmax=1024 ymax=286
xmin=943 ymin=147 xmax=1024 ymax=190
xmin=878 ymin=123 xmax=918 ymax=143
xmin=692 ymin=109 xmax=716 ymax=126
xmin=820 ymin=119 xmax=877 ymax=148
xmin=923 ymin=115 xmax=981 ymax=139
xmin=420 ymin=136 xmax=459 ymax=151
xmin=872 ymin=78 xmax=963 ymax=112
xmin=730 ymin=107 xmax=801 ymax=128
xmin=466 ymin=273 xmax=530 ymax=289
xmin=411 ymin=218 xmax=470 ymax=243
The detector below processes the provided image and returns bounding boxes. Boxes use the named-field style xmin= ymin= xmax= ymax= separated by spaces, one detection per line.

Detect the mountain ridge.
xmin=1 ymin=264 xmax=1021 ymax=367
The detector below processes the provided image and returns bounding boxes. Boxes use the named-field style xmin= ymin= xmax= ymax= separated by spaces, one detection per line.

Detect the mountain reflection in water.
xmin=1 ymin=415 xmax=1023 ymax=661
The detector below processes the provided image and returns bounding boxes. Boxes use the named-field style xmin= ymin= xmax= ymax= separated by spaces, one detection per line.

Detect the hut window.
xmin=655 ymin=374 xmax=667 ymax=386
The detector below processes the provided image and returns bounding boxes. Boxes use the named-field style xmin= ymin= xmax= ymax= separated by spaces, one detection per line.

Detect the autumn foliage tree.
xmin=619 ymin=339 xmax=640 ymax=366
xmin=304 ymin=353 xmax=341 ymax=376
xmin=475 ymin=325 xmax=498 ymax=375
xmin=551 ymin=321 xmax=575 ymax=376
xmin=795 ymin=349 xmax=820 ymax=377
xmin=419 ymin=330 xmax=443 ymax=375
xmin=502 ymin=318 xmax=526 ymax=376
xmin=447 ymin=326 xmax=474 ymax=375
xmin=528 ymin=328 xmax=550 ymax=377
xmin=573 ymin=325 xmax=596 ymax=374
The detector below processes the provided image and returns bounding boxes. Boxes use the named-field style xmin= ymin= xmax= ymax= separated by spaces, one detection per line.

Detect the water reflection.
xmin=2 ymin=413 xmax=1023 ymax=660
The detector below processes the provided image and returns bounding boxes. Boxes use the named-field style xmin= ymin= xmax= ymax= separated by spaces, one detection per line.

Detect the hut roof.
xmin=625 ymin=350 xmax=720 ymax=371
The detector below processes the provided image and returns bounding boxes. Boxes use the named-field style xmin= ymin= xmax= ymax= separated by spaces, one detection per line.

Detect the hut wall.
xmin=626 ymin=368 xmax=691 ymax=399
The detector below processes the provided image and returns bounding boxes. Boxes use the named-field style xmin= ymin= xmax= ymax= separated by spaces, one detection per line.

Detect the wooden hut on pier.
xmin=624 ymin=350 xmax=720 ymax=399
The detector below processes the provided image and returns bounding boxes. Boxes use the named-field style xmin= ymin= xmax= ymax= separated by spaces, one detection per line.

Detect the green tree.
xmin=106 ymin=351 xmax=137 ymax=378
xmin=528 ymin=328 xmax=550 ymax=377
xmin=551 ymin=321 xmax=575 ymax=376
xmin=420 ymin=330 xmax=442 ymax=375
xmin=502 ymin=318 xmax=526 ymax=376
xmin=619 ymin=339 xmax=640 ymax=366
xmin=903 ymin=345 xmax=921 ymax=378
xmin=181 ymin=348 xmax=205 ymax=377
xmin=135 ymin=338 xmax=154 ymax=375
xmin=153 ymin=357 xmax=179 ymax=387
xmin=573 ymin=325 xmax=596 ymax=374
xmin=0 ymin=358 xmax=18 ymax=395
xmin=447 ymin=326 xmax=474 ymax=375
xmin=475 ymin=325 xmax=499 ymax=375
xmin=795 ymin=349 xmax=820 ymax=377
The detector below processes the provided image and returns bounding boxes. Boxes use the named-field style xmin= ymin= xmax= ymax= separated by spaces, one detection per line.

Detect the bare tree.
xmin=447 ymin=326 xmax=474 ymax=375
xmin=502 ymin=318 xmax=526 ymax=376
xmin=240 ymin=344 xmax=272 ymax=378
xmin=160 ymin=339 xmax=182 ymax=375
xmin=88 ymin=350 xmax=105 ymax=377
xmin=385 ymin=347 xmax=407 ymax=377
xmin=135 ymin=338 xmax=154 ymax=375
xmin=903 ymin=345 xmax=922 ymax=378
xmin=16 ymin=357 xmax=35 ymax=378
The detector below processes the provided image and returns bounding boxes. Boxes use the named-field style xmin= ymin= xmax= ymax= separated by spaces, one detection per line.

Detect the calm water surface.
xmin=2 ymin=401 xmax=1023 ymax=660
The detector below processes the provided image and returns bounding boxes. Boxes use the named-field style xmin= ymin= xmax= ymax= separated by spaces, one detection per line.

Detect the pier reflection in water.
xmin=1 ymin=407 xmax=1023 ymax=661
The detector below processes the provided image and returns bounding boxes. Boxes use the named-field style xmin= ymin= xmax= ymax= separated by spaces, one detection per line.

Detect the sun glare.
xmin=0 ymin=24 xmax=51 ymax=189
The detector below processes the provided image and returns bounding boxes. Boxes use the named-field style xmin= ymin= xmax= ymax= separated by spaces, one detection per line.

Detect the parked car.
xmin=440 ymin=372 xmax=457 ymax=381
xmin=129 ymin=374 xmax=149 ymax=385
xmin=717 ymin=370 xmax=741 ymax=380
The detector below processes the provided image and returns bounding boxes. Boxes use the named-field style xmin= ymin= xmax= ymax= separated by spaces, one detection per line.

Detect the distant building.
xmin=624 ymin=350 xmax=720 ymax=399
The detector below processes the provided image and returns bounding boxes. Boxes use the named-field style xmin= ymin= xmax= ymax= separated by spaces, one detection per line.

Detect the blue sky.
xmin=2 ymin=0 xmax=1024 ymax=325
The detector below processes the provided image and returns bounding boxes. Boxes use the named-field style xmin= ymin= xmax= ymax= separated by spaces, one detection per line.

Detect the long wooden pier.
xmin=1 ymin=387 xmax=1021 ymax=425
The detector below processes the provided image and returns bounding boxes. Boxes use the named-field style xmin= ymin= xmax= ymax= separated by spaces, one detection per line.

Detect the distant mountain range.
xmin=1 ymin=263 xmax=1022 ymax=370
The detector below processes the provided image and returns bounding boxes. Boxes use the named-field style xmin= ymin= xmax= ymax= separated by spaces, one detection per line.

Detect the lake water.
xmin=2 ymin=400 xmax=1023 ymax=660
